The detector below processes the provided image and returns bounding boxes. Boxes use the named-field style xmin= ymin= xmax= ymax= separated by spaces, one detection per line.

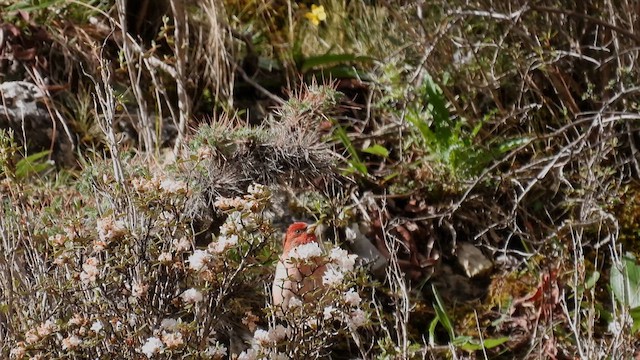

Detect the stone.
xmin=0 ymin=81 xmax=74 ymax=167
xmin=456 ymin=242 xmax=493 ymax=278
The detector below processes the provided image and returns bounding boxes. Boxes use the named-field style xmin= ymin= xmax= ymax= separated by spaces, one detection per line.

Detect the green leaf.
xmin=301 ymin=53 xmax=374 ymax=73
xmin=496 ymin=137 xmax=531 ymax=154
xmin=362 ymin=144 xmax=389 ymax=158
xmin=610 ymin=253 xmax=640 ymax=308
xmin=630 ymin=306 xmax=640 ymax=333
xmin=456 ymin=336 xmax=510 ymax=351
xmin=307 ymin=65 xmax=373 ymax=81
xmin=15 ymin=150 xmax=52 ymax=179
xmin=428 ymin=316 xmax=438 ymax=346
xmin=585 ymin=271 xmax=600 ymax=290
xmin=432 ymin=285 xmax=454 ymax=339
xmin=481 ymin=336 xmax=510 ymax=349
xmin=334 ymin=123 xmax=368 ymax=175
xmin=406 ymin=110 xmax=435 ymax=145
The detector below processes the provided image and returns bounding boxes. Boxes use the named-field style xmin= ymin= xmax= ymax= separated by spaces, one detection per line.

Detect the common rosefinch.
xmin=272 ymin=222 xmax=326 ymax=311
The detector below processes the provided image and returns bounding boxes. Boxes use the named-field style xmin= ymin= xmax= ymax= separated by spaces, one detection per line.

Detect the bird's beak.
xmin=306 ymin=223 xmax=317 ymax=234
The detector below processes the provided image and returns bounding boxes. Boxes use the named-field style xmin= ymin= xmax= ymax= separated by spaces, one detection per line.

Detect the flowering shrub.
xmin=1 ymin=156 xmax=382 ymax=359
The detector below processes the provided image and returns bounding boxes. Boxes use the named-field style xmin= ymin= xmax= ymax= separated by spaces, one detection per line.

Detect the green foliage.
xmin=406 ymin=75 xmax=527 ymax=180
xmin=430 ymin=285 xmax=509 ymax=352
xmin=333 ymin=122 xmax=368 ymax=176
xmin=0 ymin=129 xmax=53 ymax=181
xmin=610 ymin=252 xmax=640 ymax=333
xmin=15 ymin=150 xmax=53 ymax=179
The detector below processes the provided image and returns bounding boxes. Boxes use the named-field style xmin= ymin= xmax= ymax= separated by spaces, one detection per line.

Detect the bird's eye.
xmin=295 ymin=229 xmax=303 ymax=235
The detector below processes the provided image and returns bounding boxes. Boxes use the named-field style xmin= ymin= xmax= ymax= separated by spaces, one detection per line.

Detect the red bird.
xmin=272 ymin=222 xmax=326 ymax=311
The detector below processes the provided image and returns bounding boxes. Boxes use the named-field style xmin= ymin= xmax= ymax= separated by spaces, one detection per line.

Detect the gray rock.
xmin=0 ymin=81 xmax=74 ymax=167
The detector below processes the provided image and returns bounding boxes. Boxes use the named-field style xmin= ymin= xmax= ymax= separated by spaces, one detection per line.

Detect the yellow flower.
xmin=305 ymin=4 xmax=327 ymax=26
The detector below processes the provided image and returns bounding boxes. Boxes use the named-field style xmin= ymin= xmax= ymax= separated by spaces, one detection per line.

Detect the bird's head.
xmin=283 ymin=222 xmax=318 ymax=255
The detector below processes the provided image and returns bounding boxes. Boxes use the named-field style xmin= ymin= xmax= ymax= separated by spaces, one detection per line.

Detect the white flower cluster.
xmin=246 ymin=184 xmax=269 ymax=199
xmin=131 ymin=175 xmax=188 ymax=195
xmin=204 ymin=340 xmax=228 ymax=358
xmin=208 ymin=234 xmax=239 ymax=254
xmin=21 ymin=319 xmax=60 ymax=350
xmin=141 ymin=336 xmax=164 ymax=358
xmin=214 ymin=183 xmax=270 ymax=212
xmin=329 ymin=247 xmax=357 ymax=272
xmin=181 ymin=288 xmax=204 ymax=303
xmin=140 ymin=318 xmax=188 ymax=358
xmin=61 ymin=334 xmax=82 ymax=350
xmin=159 ymin=178 xmax=188 ymax=194
xmin=173 ymin=237 xmax=192 ymax=252
xmin=97 ymin=217 xmax=127 ymax=243
xmin=214 ymin=197 xmax=257 ymax=212
xmin=161 ymin=331 xmax=184 ymax=349
xmin=288 ymin=242 xmax=323 ymax=260
xmin=322 ymin=298 xmax=367 ymax=329
xmin=49 ymin=233 xmax=69 ymax=247
xmin=80 ymin=257 xmax=100 ymax=283
xmin=238 ymin=325 xmax=290 ymax=359
xmin=188 ymin=250 xmax=212 ymax=271
xmin=320 ymin=247 xmax=358 ymax=287
xmin=130 ymin=281 xmax=149 ymax=298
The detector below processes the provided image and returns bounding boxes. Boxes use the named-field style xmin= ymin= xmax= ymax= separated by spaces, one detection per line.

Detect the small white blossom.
xmin=141 ymin=336 xmax=164 ymax=358
xmin=323 ymin=306 xmax=337 ymax=320
xmin=80 ymin=257 xmax=100 ymax=283
xmin=181 ymin=288 xmax=203 ymax=303
xmin=24 ymin=329 xmax=39 ymax=344
xmin=160 ymin=318 xmax=179 ymax=331
xmin=161 ymin=331 xmax=184 ymax=349
xmin=157 ymin=252 xmax=173 ymax=263
xmin=208 ymin=234 xmax=238 ymax=254
xmin=344 ymin=288 xmax=362 ymax=306
xmin=90 ymin=321 xmax=103 ymax=333
xmin=93 ymin=240 xmax=107 ymax=252
xmin=247 ymin=183 xmax=267 ymax=196
xmin=253 ymin=329 xmax=271 ymax=345
xmin=289 ymin=242 xmax=322 ymax=260
xmin=322 ymin=266 xmax=345 ymax=287
xmin=97 ymin=217 xmax=126 ymax=242
xmin=252 ymin=326 xmax=289 ymax=345
xmin=49 ymin=234 xmax=68 ymax=247
xmin=219 ymin=212 xmax=244 ymax=234
xmin=348 ymin=309 xmax=367 ymax=328
xmin=113 ymin=320 xmax=123 ymax=331
xmin=36 ymin=320 xmax=57 ymax=337
xmin=160 ymin=178 xmax=187 ymax=193
xmin=214 ymin=197 xmax=252 ymax=211
xmin=204 ymin=341 xmax=227 ymax=358
xmin=173 ymin=237 xmax=192 ymax=252
xmin=329 ymin=247 xmax=357 ymax=272
xmin=188 ymin=250 xmax=212 ymax=271
xmin=237 ymin=348 xmax=258 ymax=360
xmin=131 ymin=281 xmax=149 ymax=298
xmin=61 ymin=335 xmax=82 ymax=350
